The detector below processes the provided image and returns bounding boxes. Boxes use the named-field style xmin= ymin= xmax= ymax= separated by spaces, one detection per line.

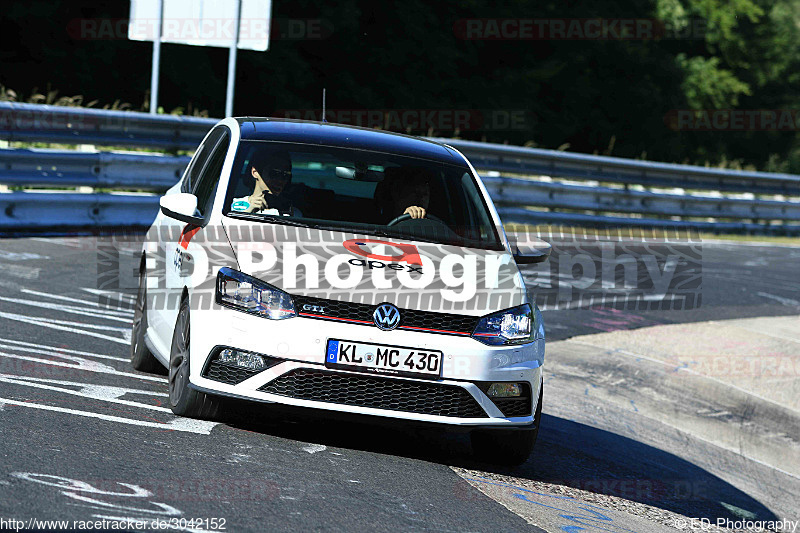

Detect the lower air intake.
xmin=492 ymin=397 xmax=532 ymax=417
xmin=202 ymin=361 xmax=263 ymax=385
xmin=259 ymin=369 xmax=487 ymax=418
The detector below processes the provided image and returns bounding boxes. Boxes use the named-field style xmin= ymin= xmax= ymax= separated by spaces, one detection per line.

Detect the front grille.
xmin=293 ymin=295 xmax=478 ymax=335
xmin=399 ymin=308 xmax=478 ymax=334
xmin=259 ymin=369 xmax=487 ymax=418
xmin=295 ymin=296 xmax=373 ymax=322
xmin=203 ymin=361 xmax=263 ymax=385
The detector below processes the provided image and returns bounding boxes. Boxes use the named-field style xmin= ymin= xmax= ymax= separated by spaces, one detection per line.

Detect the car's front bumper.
xmin=189 ymin=379 xmax=540 ymax=435
xmin=189 ymin=305 xmax=544 ymax=428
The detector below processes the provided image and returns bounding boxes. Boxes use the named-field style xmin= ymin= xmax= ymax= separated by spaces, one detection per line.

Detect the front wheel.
xmin=168 ymin=297 xmax=224 ymax=420
xmin=471 ymin=381 xmax=543 ymax=466
xmin=130 ymin=265 xmax=162 ymax=374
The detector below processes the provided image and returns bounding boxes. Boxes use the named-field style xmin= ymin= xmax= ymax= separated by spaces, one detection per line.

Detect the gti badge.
xmin=373 ymin=303 xmax=401 ymax=331
xmin=302 ymin=304 xmax=326 ymax=314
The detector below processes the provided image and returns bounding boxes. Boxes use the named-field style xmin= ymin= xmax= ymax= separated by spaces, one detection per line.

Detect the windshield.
xmin=222 ymin=141 xmax=503 ymax=250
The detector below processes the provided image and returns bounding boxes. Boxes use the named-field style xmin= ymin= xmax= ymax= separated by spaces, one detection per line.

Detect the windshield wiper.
xmin=357 ymin=227 xmax=469 ymax=247
xmin=225 ymin=211 xmax=322 ymax=229
xmin=225 ymin=212 xmax=499 ymax=249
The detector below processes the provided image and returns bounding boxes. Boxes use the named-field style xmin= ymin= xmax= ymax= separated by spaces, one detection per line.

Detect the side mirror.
xmin=160 ymin=193 xmax=203 ymax=226
xmin=509 ymin=235 xmax=551 ymax=264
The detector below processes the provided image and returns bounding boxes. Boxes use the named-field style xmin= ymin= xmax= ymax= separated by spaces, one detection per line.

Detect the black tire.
xmin=168 ymin=297 xmax=224 ymax=420
xmin=471 ymin=381 xmax=544 ymax=466
xmin=130 ymin=264 xmax=163 ymax=374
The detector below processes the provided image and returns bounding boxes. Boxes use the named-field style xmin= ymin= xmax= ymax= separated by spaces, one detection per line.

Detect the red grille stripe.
xmin=298 ymin=312 xmax=373 ymax=325
xmin=399 ymin=326 xmax=471 ymax=336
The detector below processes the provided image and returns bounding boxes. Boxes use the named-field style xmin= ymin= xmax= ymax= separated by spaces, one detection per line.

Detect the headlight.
xmin=216 ymin=267 xmax=296 ymax=320
xmin=472 ymin=304 xmax=542 ymax=346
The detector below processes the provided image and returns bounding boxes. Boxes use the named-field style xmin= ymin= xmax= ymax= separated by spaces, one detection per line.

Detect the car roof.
xmin=235 ymin=117 xmax=465 ymax=165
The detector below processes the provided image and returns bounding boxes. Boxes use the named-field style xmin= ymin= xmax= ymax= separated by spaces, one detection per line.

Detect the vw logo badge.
xmin=373 ymin=303 xmax=401 ymax=331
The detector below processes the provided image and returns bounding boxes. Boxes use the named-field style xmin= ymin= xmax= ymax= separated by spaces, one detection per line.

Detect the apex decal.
xmin=346 ymin=258 xmax=423 ymax=274
xmin=342 ymin=239 xmax=423 ymax=266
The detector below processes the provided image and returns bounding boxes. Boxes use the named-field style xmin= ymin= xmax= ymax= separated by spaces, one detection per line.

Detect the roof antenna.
xmin=322 ymin=88 xmax=327 ymax=123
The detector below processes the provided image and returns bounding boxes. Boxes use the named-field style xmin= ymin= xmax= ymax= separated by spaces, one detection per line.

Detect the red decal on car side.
xmin=180 ymin=225 xmax=201 ymax=250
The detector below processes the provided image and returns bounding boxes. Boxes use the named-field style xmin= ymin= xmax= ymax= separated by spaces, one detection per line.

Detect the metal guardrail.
xmin=439 ymin=138 xmax=800 ymax=196
xmin=480 ymin=176 xmax=800 ymax=221
xmin=0 ymin=148 xmax=189 ymax=190
xmin=0 ymin=192 xmax=159 ymax=230
xmin=0 ymin=102 xmax=215 ymax=150
xmin=495 ymin=207 xmax=800 ymax=233
xmin=1 ymin=102 xmax=799 ymax=233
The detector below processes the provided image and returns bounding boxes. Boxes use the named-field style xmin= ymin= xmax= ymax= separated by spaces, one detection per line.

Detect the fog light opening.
xmin=217 ymin=348 xmax=267 ymax=371
xmin=486 ymin=382 xmax=522 ymax=398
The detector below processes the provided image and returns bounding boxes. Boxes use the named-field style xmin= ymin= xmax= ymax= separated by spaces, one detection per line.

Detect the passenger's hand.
xmin=404 ymin=206 xmax=426 ymax=219
xmin=247 ymin=192 xmax=268 ymax=213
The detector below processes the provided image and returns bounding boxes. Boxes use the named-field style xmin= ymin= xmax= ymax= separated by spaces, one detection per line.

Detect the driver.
xmin=231 ymin=149 xmax=295 ymax=215
xmin=382 ymin=167 xmax=431 ymax=221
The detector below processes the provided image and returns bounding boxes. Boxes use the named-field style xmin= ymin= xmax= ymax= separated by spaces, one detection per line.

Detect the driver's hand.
xmin=404 ymin=206 xmax=426 ymax=219
xmin=247 ymin=193 xmax=268 ymax=213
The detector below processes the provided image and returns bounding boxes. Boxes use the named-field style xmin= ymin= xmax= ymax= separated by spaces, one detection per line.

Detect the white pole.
xmin=149 ymin=0 xmax=163 ymax=115
xmin=225 ymin=0 xmax=242 ymax=117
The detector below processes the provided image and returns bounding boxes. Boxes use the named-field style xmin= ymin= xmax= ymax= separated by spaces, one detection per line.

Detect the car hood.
xmin=222 ymin=217 xmax=526 ymax=316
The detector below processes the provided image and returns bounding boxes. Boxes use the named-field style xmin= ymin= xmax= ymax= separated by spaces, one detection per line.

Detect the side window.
xmin=193 ymin=131 xmax=231 ymax=217
xmin=181 ymin=127 xmax=227 ymax=193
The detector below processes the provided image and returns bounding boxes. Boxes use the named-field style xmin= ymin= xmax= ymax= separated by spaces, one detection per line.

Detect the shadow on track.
xmin=522 ymin=415 xmax=777 ymax=523
xmin=220 ymin=402 xmax=777 ymax=524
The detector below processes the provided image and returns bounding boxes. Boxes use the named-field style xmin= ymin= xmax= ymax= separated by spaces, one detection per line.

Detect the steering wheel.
xmin=387 ymin=213 xmax=446 ymax=226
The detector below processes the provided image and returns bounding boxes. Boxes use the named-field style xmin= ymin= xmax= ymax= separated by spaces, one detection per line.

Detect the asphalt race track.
xmin=531 ymin=239 xmax=800 ymax=341
xmin=0 ymin=236 xmax=798 ymax=532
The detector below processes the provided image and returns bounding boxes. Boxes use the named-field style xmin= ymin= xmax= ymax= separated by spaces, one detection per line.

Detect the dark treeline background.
xmin=3 ymin=0 xmax=800 ymax=172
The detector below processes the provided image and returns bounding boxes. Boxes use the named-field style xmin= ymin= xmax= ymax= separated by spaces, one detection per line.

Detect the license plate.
xmin=325 ymin=339 xmax=443 ymax=379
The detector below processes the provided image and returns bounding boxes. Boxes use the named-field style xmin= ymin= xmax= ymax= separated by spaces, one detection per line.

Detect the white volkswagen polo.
xmin=132 ymin=117 xmax=550 ymax=464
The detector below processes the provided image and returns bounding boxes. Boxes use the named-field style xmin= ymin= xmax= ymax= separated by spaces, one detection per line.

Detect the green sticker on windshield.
xmin=231 ymin=200 xmax=250 ymax=211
